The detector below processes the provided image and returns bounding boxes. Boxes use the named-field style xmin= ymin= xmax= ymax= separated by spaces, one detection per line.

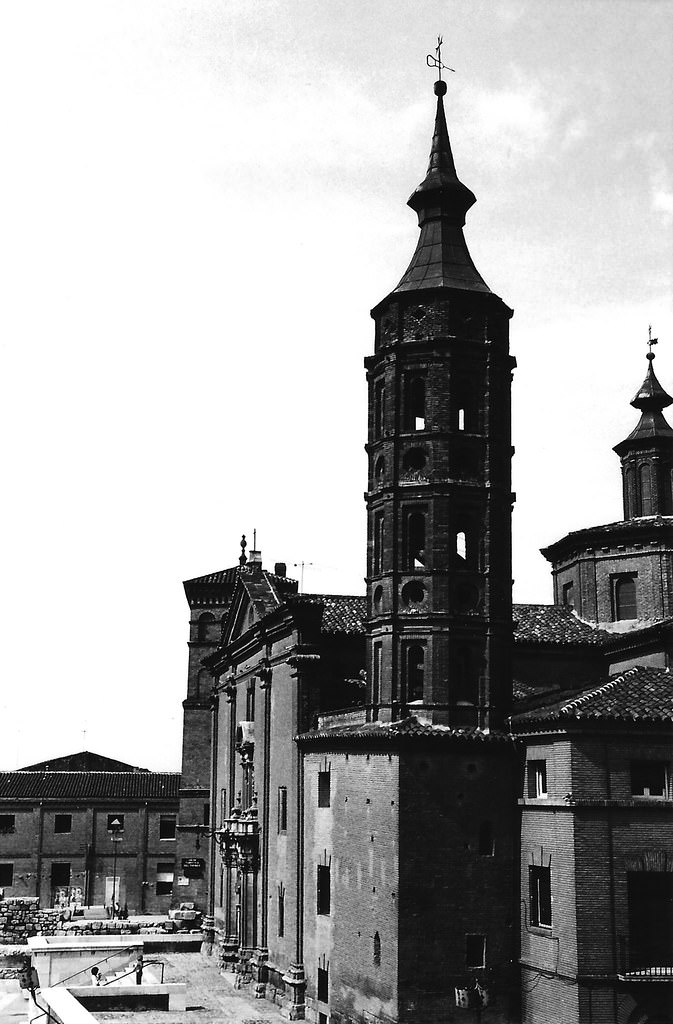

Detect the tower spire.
xmin=392 ymin=62 xmax=491 ymax=296
xmin=614 ymin=327 xmax=673 ymax=518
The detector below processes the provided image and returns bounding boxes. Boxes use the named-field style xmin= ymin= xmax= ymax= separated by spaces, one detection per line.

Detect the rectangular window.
xmin=0 ymin=815 xmax=16 ymax=835
xmin=527 ymin=760 xmax=547 ymax=798
xmin=159 ymin=815 xmax=177 ymax=840
xmin=156 ymin=862 xmax=174 ymax=896
xmin=246 ymin=682 xmax=255 ymax=721
xmin=317 ymin=865 xmax=331 ymax=916
xmin=107 ymin=814 xmax=124 ymax=833
xmin=51 ymin=863 xmax=71 ymax=887
xmin=529 ymin=865 xmax=552 ymax=927
xmin=278 ymin=787 xmax=288 ymax=833
xmin=203 ymin=803 xmax=210 ymax=826
xmin=278 ymin=887 xmax=285 ymax=937
xmin=317 ymin=966 xmax=329 ymax=1003
xmin=319 ymin=1015 xmax=328 ymax=1024
xmin=54 ymin=814 xmax=72 ymax=834
xmin=631 ymin=761 xmax=670 ymax=798
xmin=562 ymin=581 xmax=575 ymax=609
xmin=0 ymin=864 xmax=14 ymax=886
xmin=220 ymin=788 xmax=228 ymax=823
xmin=612 ymin=574 xmax=638 ymax=621
xmin=465 ymin=934 xmax=486 ymax=968
xmin=318 ymin=771 xmax=331 ymax=808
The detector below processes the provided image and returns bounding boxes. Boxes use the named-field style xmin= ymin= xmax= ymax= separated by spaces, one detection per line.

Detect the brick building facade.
xmin=176 ymin=76 xmax=673 ymax=1024
xmin=0 ymin=751 xmax=180 ymax=915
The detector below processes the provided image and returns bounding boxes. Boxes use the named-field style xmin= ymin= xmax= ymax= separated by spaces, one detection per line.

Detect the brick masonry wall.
xmin=303 ymin=750 xmax=399 ymax=1024
xmin=398 ymin=743 xmax=518 ymax=1024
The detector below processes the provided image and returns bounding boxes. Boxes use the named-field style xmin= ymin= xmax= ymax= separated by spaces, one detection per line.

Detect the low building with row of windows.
xmin=0 ymin=751 xmax=180 ymax=915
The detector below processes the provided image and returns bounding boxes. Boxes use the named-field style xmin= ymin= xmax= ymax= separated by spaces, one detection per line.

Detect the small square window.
xmin=54 ymin=814 xmax=72 ymax=834
xmin=159 ymin=815 xmax=176 ymax=840
xmin=317 ymin=966 xmax=329 ymax=1003
xmin=0 ymin=815 xmax=16 ymax=835
xmin=527 ymin=760 xmax=547 ymax=798
xmin=156 ymin=862 xmax=174 ymax=896
xmin=318 ymin=771 xmax=331 ymax=808
xmin=631 ymin=761 xmax=670 ymax=798
xmin=51 ymin=863 xmax=71 ymax=886
xmin=107 ymin=814 xmax=124 ymax=833
xmin=0 ymin=864 xmax=14 ymax=887
xmin=529 ymin=865 xmax=552 ymax=927
xmin=465 ymin=934 xmax=486 ymax=968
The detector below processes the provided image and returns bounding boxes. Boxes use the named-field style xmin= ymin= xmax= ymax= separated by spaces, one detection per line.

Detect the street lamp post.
xmin=109 ymin=819 xmax=123 ymax=917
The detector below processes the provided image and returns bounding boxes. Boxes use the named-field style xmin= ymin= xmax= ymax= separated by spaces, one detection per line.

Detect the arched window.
xmin=458 ymin=408 xmax=465 ymax=431
xmin=404 ymin=644 xmax=425 ymax=702
xmin=456 ymin=530 xmax=467 ymax=562
xmin=640 ymin=464 xmax=652 ymax=515
xmin=374 ymin=380 xmax=385 ymax=439
xmin=374 ymin=456 xmax=385 ymax=483
xmin=454 ymin=522 xmax=480 ymax=569
xmin=625 ymin=467 xmax=635 ymax=519
xmin=373 ymin=514 xmax=384 ymax=574
xmin=404 ymin=377 xmax=425 ymax=431
xmin=405 ymin=510 xmax=426 ymax=569
xmin=197 ymin=612 xmax=216 ymax=641
xmin=373 ymin=931 xmax=381 ymax=968
xmin=454 ymin=647 xmax=478 ymax=705
xmin=614 ymin=576 xmax=637 ymax=621
xmin=196 ymin=668 xmax=210 ymax=699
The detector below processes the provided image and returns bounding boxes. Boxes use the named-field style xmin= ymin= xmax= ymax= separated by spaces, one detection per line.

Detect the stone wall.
xmin=0 ymin=897 xmax=60 ymax=944
xmin=0 ymin=945 xmax=30 ymax=980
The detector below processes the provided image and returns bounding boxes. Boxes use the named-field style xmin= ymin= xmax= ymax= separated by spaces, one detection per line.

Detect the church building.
xmin=176 ymin=71 xmax=673 ymax=1024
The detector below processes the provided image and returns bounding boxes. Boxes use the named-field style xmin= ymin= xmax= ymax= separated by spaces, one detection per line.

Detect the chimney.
xmin=274 ymin=562 xmax=287 ymax=577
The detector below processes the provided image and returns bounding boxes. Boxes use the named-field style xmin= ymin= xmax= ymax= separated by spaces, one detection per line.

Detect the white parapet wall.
xmin=28 ymin=935 xmax=143 ymax=987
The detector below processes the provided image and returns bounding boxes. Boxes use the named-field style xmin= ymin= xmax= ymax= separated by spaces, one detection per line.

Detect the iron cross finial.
xmin=426 ymin=35 xmax=455 ymax=80
xmin=647 ymin=324 xmax=658 ymax=361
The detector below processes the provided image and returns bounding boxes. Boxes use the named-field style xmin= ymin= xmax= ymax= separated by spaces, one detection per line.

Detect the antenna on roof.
xmin=292 ymin=561 xmax=314 ymax=594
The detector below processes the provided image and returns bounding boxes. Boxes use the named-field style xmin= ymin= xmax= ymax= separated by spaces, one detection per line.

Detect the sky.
xmin=0 ymin=0 xmax=671 ymax=770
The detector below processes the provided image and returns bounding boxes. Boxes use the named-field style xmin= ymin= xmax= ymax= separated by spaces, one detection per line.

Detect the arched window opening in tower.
xmin=374 ymin=380 xmax=385 ymax=439
xmin=373 ymin=931 xmax=381 ymax=968
xmin=458 ymin=408 xmax=465 ymax=431
xmin=405 ymin=510 xmax=426 ymax=569
xmin=373 ymin=585 xmax=383 ymax=613
xmin=404 ymin=377 xmax=426 ymax=431
xmin=639 ymin=463 xmax=652 ymax=515
xmin=456 ymin=530 xmax=467 ymax=563
xmin=373 ymin=514 xmax=384 ymax=574
xmin=404 ymin=644 xmax=425 ymax=702
xmin=196 ymin=668 xmax=210 ymax=700
xmin=374 ymin=456 xmax=385 ymax=483
xmin=372 ymin=642 xmax=382 ymax=721
xmin=625 ymin=467 xmax=635 ymax=518
xmin=197 ymin=611 xmax=217 ymax=641
xmin=453 ymin=647 xmax=478 ymax=706
xmin=403 ymin=447 xmax=427 ymax=474
xmin=478 ymin=821 xmax=495 ymax=857
xmin=614 ymin=576 xmax=638 ymax=621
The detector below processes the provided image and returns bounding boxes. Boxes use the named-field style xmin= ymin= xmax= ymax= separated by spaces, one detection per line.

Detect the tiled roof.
xmin=293 ymin=595 xmax=367 ymax=635
xmin=0 ymin=772 xmax=181 ymax=802
xmin=184 ymin=566 xmax=241 ymax=587
xmin=513 ymin=604 xmax=612 ymax=647
xmin=541 ymin=516 xmax=673 ymax=560
xmin=512 ymin=667 xmax=673 ymax=727
xmin=299 ymin=715 xmax=511 ymax=744
xmin=19 ymin=751 xmax=148 ymax=772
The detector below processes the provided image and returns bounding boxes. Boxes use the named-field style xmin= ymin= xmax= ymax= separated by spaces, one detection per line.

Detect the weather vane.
xmin=426 ymin=35 xmax=455 ymax=80
xmin=647 ymin=324 xmax=658 ymax=361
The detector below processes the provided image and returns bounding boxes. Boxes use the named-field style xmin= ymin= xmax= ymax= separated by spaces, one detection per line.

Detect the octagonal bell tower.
xmin=365 ymin=78 xmax=515 ymax=730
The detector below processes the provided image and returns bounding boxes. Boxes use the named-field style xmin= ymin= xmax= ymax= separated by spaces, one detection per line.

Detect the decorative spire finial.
xmin=239 ymin=534 xmax=248 ymax=566
xmin=647 ymin=324 xmax=658 ymax=362
xmin=426 ymin=35 xmax=454 ymax=94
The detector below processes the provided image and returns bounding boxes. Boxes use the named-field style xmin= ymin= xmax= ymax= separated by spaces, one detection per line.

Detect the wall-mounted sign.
xmin=182 ymin=858 xmax=205 ymax=876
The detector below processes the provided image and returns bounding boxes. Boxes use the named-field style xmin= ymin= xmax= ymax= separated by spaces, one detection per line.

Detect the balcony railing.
xmin=618 ymin=936 xmax=673 ymax=980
